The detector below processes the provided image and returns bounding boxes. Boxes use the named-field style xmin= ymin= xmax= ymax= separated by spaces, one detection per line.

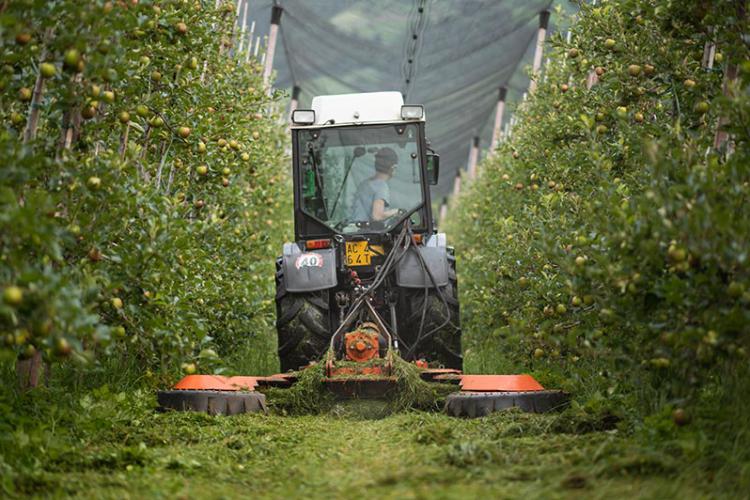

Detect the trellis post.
xmin=467 ymin=136 xmax=480 ymax=180
xmin=263 ymin=5 xmax=283 ymax=90
xmin=489 ymin=86 xmax=507 ymax=154
xmin=528 ymin=10 xmax=550 ymax=94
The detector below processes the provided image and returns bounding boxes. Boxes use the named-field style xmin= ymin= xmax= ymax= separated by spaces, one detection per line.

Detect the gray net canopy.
xmin=241 ymin=0 xmax=555 ymax=197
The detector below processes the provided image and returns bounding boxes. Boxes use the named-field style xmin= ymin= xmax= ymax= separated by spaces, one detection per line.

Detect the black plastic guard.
xmin=444 ymin=391 xmax=570 ymax=418
xmin=282 ymin=247 xmax=337 ymax=292
xmin=396 ymin=246 xmax=449 ymax=288
xmin=157 ymin=390 xmax=267 ymax=415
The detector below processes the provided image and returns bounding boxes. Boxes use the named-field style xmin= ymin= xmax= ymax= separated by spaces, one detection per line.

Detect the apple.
xmin=555 ymin=304 xmax=567 ymax=315
xmin=684 ymin=78 xmax=696 ymax=89
xmin=178 ymin=126 xmax=191 ymax=138
xmin=571 ymin=296 xmax=582 ymax=307
xmin=241 ymin=152 xmax=249 ymax=161
xmin=10 ymin=112 xmax=24 ymax=125
xmin=583 ymin=295 xmax=594 ymax=306
xmin=222 ymin=167 xmax=231 ymax=175
xmin=714 ymin=52 xmax=723 ymax=63
xmin=694 ymin=101 xmax=709 ymax=114
xmin=19 ymin=87 xmax=32 ymax=101
xmin=63 ymin=49 xmax=81 ymax=70
xmin=113 ymin=326 xmax=126 ymax=339
xmin=90 ymin=84 xmax=101 ymax=97
xmin=197 ymin=141 xmax=207 ymax=153
xmin=728 ymin=281 xmax=744 ymax=299
xmin=672 ymin=408 xmax=690 ymax=426
xmin=188 ymin=57 xmax=199 ymax=70
xmin=15 ymin=32 xmax=32 ymax=45
xmin=176 ymin=22 xmax=188 ymax=35
xmin=229 ymin=139 xmax=239 ymax=150
xmin=54 ymin=337 xmax=72 ymax=357
xmin=568 ymin=48 xmax=580 ymax=58
xmin=595 ymin=66 xmax=605 ymax=76
xmin=150 ymin=70 xmax=162 ymax=82
xmin=136 ymin=104 xmax=150 ymax=117
xmin=560 ymin=83 xmax=569 ymax=93
xmin=149 ymin=116 xmax=164 ymax=127
xmin=118 ymin=111 xmax=131 ymax=124
xmin=643 ymin=64 xmax=655 ymax=76
xmin=81 ymin=106 xmax=96 ymax=119
xmin=3 ymin=286 xmax=23 ymax=306
xmin=196 ymin=165 xmax=208 ymax=176
xmin=628 ymin=64 xmax=641 ymax=77
xmin=87 ymin=176 xmax=101 ymax=189
xmin=533 ymin=348 xmax=545 ymax=359
xmin=40 ymin=62 xmax=56 ymax=78
xmin=634 ymin=112 xmax=644 ymax=123
xmin=252 ymin=131 xmax=260 ymax=140
xmin=616 ymin=106 xmax=628 ymax=118
xmin=88 ymin=247 xmax=103 ymax=262
xmin=111 ymin=297 xmax=123 ymax=309
xmin=575 ymin=255 xmax=587 ymax=266
xmin=102 ymin=91 xmax=115 ymax=104
xmin=604 ymin=38 xmax=616 ymax=50
xmin=222 ymin=177 xmax=229 ymax=187
xmin=182 ymin=362 xmax=197 ymax=374
xmin=194 ymin=199 xmax=205 ymax=209
xmin=596 ymin=124 xmax=608 ymax=134
xmin=217 ymin=138 xmax=227 ymax=147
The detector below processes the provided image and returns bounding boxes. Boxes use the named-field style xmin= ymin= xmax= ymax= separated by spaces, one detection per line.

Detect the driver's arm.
xmin=371 ymin=199 xmax=398 ymax=221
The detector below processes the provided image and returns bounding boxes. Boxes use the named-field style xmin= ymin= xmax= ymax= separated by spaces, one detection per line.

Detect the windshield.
xmin=297 ymin=123 xmax=424 ymax=234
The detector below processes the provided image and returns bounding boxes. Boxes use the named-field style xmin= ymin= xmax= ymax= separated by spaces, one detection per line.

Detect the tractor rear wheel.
xmin=397 ymin=253 xmax=462 ymax=369
xmin=275 ymin=268 xmax=332 ymax=372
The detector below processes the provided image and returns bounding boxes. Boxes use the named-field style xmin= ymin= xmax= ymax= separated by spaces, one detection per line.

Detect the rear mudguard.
xmin=278 ymin=233 xmax=451 ymax=293
xmin=280 ymin=242 xmax=337 ymax=293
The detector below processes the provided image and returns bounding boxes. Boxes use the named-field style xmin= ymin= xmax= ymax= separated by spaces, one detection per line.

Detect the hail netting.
xmin=242 ymin=0 xmax=554 ymax=197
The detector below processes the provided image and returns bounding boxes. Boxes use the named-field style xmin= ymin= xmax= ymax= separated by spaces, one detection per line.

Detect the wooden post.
xmin=23 ymin=28 xmax=53 ymax=143
xmin=528 ymin=11 xmax=550 ymax=94
xmin=452 ymin=173 xmax=461 ymax=198
xmin=236 ymin=0 xmax=248 ymax=55
xmin=702 ymin=27 xmax=716 ymax=69
xmin=467 ymin=136 xmax=480 ymax=180
xmin=714 ymin=62 xmax=738 ymax=152
xmin=489 ymin=86 xmax=507 ymax=154
xmin=263 ymin=5 xmax=283 ymax=90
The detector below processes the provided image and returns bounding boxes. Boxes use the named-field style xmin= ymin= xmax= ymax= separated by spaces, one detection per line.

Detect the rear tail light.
xmin=305 ymin=239 xmax=332 ymax=250
xmin=411 ymin=234 xmax=423 ymax=245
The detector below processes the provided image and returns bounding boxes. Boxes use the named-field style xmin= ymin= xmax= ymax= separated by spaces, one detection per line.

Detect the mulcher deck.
xmin=157 ymin=371 xmax=569 ymax=417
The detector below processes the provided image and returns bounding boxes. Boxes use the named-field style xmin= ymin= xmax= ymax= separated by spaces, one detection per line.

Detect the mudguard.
xmin=281 ymin=242 xmax=338 ymax=293
xmin=396 ymin=246 xmax=450 ymax=288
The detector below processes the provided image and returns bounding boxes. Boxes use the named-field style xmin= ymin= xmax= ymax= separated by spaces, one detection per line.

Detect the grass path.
xmin=33 ymin=407 xmax=712 ymax=499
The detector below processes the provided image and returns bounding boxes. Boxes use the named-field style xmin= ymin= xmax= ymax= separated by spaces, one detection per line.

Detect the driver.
xmin=351 ymin=147 xmax=400 ymax=222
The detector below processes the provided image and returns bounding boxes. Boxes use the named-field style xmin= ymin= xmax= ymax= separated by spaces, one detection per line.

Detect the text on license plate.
xmin=345 ymin=241 xmax=383 ymax=266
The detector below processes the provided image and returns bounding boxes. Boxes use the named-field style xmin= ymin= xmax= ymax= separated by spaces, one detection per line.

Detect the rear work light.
xmin=292 ymin=109 xmax=315 ymax=125
xmin=401 ymin=105 xmax=424 ymax=120
xmin=305 ymin=239 xmax=332 ymax=250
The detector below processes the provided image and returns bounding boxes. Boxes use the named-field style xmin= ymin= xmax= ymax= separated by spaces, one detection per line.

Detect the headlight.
xmin=292 ymin=109 xmax=315 ymax=125
xmin=401 ymin=105 xmax=424 ymax=120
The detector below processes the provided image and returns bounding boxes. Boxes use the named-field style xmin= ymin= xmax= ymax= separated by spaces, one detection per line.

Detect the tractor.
xmin=157 ymin=92 xmax=568 ymax=417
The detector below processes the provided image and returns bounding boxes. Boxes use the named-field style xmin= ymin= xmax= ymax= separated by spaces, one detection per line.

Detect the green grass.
xmin=3 ymin=377 xmax=746 ymax=500
xmin=5 ymin=410 xmax=714 ymax=499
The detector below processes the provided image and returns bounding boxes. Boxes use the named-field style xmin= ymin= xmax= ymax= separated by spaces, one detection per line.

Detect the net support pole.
xmin=263 ymin=5 xmax=283 ymax=90
xmin=528 ymin=10 xmax=550 ymax=94
xmin=467 ymin=136 xmax=480 ymax=180
xmin=489 ymin=86 xmax=507 ymax=154
xmin=289 ymin=85 xmax=301 ymax=114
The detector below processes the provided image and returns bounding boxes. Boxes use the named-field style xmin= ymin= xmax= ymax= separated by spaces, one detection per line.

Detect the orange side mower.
xmin=157 ymin=92 xmax=569 ymax=418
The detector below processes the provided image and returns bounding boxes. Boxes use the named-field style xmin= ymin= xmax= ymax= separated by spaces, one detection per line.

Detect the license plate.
xmin=345 ymin=241 xmax=382 ymax=266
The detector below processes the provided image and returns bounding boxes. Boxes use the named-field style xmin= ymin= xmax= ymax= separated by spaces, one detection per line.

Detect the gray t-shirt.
xmin=351 ymin=178 xmax=390 ymax=221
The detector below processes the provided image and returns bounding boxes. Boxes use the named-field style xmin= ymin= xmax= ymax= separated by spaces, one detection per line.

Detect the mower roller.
xmin=157 ymin=92 xmax=568 ymax=418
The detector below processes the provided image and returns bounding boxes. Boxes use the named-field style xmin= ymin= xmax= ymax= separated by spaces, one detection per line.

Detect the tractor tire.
xmin=275 ymin=266 xmax=332 ymax=372
xmin=397 ymin=252 xmax=462 ymax=369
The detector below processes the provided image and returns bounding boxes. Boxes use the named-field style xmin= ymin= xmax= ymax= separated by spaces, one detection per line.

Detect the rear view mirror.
xmin=426 ymin=152 xmax=440 ymax=185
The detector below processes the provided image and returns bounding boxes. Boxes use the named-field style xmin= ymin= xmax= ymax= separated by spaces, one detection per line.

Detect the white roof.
xmin=306 ymin=91 xmax=415 ymax=126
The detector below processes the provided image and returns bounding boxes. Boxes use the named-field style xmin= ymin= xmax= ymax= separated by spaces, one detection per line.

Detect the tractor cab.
xmin=290 ymin=92 xmax=439 ymax=248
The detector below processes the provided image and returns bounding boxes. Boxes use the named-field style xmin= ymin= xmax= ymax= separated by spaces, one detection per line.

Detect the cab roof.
xmin=292 ymin=91 xmax=425 ymax=128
